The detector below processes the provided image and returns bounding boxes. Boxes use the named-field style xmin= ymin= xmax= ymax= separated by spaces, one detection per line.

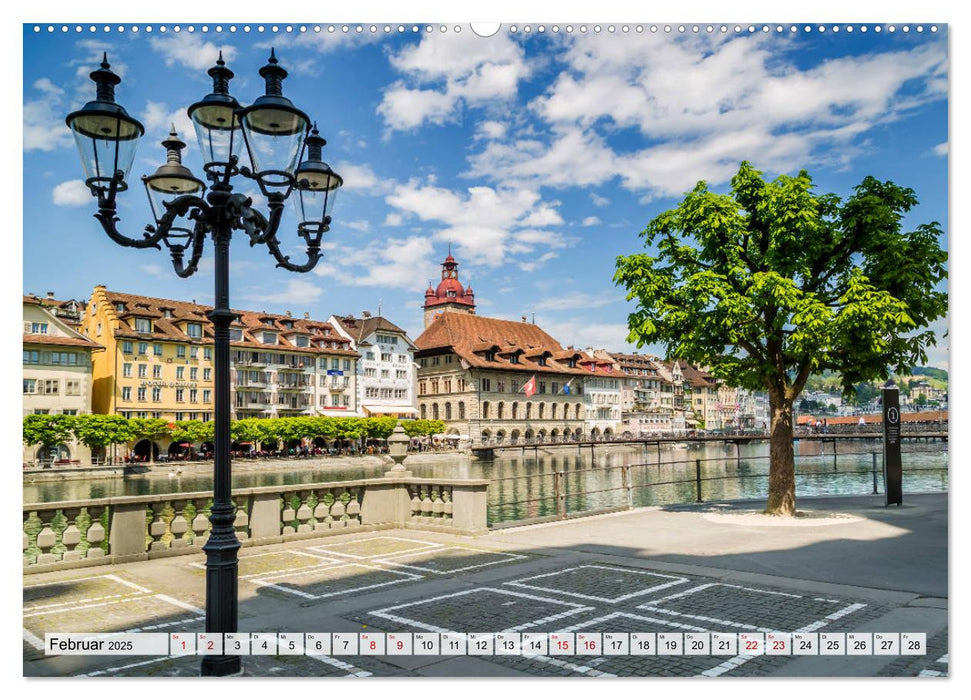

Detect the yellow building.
xmin=81 ymin=286 xmax=217 ymax=427
xmin=80 ymin=286 xmax=360 ymax=458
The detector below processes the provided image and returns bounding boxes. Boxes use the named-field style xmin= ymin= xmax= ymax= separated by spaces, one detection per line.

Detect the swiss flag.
xmin=522 ymin=375 xmax=537 ymax=397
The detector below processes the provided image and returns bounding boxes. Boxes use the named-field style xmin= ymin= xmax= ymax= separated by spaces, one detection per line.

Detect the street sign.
xmin=326 ymin=370 xmax=344 ymax=376
xmin=882 ymin=384 xmax=903 ymax=506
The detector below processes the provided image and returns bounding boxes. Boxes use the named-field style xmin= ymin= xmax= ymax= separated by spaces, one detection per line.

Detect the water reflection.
xmin=24 ymin=441 xmax=947 ymax=528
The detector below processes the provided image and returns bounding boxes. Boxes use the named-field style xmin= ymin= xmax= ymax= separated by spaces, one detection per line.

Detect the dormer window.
xmin=295 ymin=335 xmax=309 ymax=348
xmin=262 ymin=331 xmax=277 ymax=345
xmin=537 ymin=356 xmax=547 ymax=366
xmin=115 ymin=302 xmax=126 ymax=313
xmin=163 ymin=309 xmax=173 ymax=318
xmin=186 ymin=322 xmax=202 ymax=338
xmin=134 ymin=317 xmax=152 ymax=333
xmin=509 ymin=352 xmax=520 ymax=364
xmin=229 ymin=328 xmax=243 ymax=342
xmin=283 ymin=320 xmax=294 ymax=329
xmin=567 ymin=358 xmax=577 ymax=368
xmin=485 ymin=350 xmax=497 ymax=362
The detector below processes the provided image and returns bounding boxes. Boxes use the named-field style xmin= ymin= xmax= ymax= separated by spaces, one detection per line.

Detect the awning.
xmin=362 ymin=405 xmax=419 ymax=416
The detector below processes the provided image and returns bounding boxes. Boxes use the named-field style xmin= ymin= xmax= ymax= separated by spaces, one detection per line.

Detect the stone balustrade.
xmin=23 ymin=475 xmax=489 ymax=573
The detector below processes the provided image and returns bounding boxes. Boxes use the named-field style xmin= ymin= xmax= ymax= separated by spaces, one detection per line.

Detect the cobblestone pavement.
xmin=351 ymin=560 xmax=898 ymax=677
xmin=23 ymin=528 xmax=946 ymax=678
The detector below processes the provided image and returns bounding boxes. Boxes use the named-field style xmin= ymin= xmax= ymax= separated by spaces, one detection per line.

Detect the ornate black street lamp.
xmin=67 ymin=50 xmax=342 ymax=677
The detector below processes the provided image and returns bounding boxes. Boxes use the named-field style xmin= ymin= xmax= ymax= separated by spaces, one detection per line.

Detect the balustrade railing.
xmin=24 ymin=475 xmax=488 ymax=571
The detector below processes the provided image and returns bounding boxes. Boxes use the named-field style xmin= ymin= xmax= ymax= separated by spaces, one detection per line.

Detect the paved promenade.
xmin=23 ymin=493 xmax=947 ymax=678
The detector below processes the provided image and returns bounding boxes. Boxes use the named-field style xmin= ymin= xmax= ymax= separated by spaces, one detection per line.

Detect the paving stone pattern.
xmin=352 ymin=561 xmax=896 ymax=677
xmin=23 ymin=538 xmax=925 ymax=678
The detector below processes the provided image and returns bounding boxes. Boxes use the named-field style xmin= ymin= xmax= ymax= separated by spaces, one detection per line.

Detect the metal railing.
xmin=487 ymin=447 xmax=948 ymax=527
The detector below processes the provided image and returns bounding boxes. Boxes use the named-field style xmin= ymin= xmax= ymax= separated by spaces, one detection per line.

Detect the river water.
xmin=24 ymin=440 xmax=947 ymax=526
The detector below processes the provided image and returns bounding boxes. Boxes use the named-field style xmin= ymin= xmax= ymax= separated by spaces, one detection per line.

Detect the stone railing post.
xmin=448 ymin=481 xmax=489 ymax=534
xmin=249 ymin=492 xmax=283 ymax=543
xmin=109 ymin=502 xmax=149 ymax=563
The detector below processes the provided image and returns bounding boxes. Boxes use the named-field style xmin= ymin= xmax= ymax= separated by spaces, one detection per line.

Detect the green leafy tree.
xmin=171 ymin=420 xmax=210 ymax=445
xmin=128 ymin=418 xmax=171 ymax=461
xmin=402 ymin=419 xmax=446 ymax=437
xmin=615 ymin=162 xmax=947 ymax=515
xmin=23 ymin=414 xmax=76 ymax=463
xmin=364 ymin=416 xmax=398 ymax=440
xmin=71 ymin=414 xmax=136 ymax=464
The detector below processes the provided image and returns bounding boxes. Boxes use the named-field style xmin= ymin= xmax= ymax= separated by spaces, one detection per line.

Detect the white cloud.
xmin=534 ymin=291 xmax=614 ymax=312
xmin=465 ymin=33 xmax=947 ymax=198
xmin=344 ymin=219 xmax=371 ymax=232
xmin=378 ymin=32 xmax=530 ymax=131
xmin=384 ymin=213 xmax=404 ymax=226
xmin=140 ymin=101 xmax=196 ymax=151
xmin=538 ymin=319 xmax=633 ymax=352
xmin=24 ymin=79 xmax=73 ymax=152
xmin=333 ymin=161 xmax=394 ymax=194
xmin=590 ymin=193 xmax=610 ymax=207
xmin=384 ymin=181 xmax=570 ymax=267
xmin=52 ymin=180 xmax=91 ymax=207
xmin=933 ymin=142 xmax=948 ymax=157
xmin=315 ymin=235 xmax=438 ymax=291
xmin=476 ymin=120 xmax=508 ymax=140
xmin=582 ymin=216 xmax=601 ymax=226
xmin=244 ymin=278 xmax=324 ymax=306
xmin=149 ymin=34 xmax=237 ymax=72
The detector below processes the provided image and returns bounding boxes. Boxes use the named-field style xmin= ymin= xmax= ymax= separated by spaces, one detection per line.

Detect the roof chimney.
xmin=362 ymin=311 xmax=372 ymax=318
xmin=285 ymin=310 xmax=292 ymax=317
xmin=303 ymin=312 xmax=310 ymax=319
xmin=521 ymin=315 xmax=527 ymax=323
xmin=46 ymin=291 xmax=55 ymax=299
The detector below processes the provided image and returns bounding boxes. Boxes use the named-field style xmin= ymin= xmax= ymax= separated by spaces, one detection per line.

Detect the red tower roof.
xmin=424 ymin=251 xmax=476 ymax=310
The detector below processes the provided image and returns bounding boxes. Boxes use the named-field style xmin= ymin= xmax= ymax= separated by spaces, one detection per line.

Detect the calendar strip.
xmin=43 ymin=632 xmax=928 ymax=656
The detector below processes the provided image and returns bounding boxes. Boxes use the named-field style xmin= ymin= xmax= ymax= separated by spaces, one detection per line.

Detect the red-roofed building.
xmin=81 ymin=287 xmax=360 ymax=453
xmin=415 ymin=280 xmax=623 ymax=444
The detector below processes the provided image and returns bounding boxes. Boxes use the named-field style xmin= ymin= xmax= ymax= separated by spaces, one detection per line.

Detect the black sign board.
xmin=882 ymin=385 xmax=903 ymax=505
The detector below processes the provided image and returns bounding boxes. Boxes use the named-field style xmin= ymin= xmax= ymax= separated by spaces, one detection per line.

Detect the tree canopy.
xmin=615 ymin=162 xmax=947 ymax=403
xmin=615 ymin=162 xmax=947 ymax=514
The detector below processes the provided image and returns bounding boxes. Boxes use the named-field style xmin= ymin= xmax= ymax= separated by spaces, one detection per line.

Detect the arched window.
xmin=482 ymin=401 xmax=490 ymax=419
xmin=458 ymin=401 xmax=465 ymax=420
xmin=551 ymin=403 xmax=557 ymax=420
xmin=539 ymin=403 xmax=545 ymax=419
xmin=512 ymin=402 xmax=519 ymax=419
xmin=575 ymin=403 xmax=581 ymax=420
xmin=445 ymin=402 xmax=452 ymax=420
xmin=432 ymin=403 xmax=439 ymax=420
xmin=420 ymin=404 xmax=427 ymax=420
xmin=525 ymin=402 xmax=532 ymax=419
xmin=497 ymin=401 xmax=504 ymax=419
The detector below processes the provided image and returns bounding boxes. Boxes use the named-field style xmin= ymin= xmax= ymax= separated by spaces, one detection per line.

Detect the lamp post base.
xmin=201 ymin=654 xmax=242 ymax=677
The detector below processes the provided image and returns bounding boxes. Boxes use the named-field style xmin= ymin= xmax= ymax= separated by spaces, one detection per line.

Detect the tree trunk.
xmin=765 ymin=391 xmax=797 ymax=516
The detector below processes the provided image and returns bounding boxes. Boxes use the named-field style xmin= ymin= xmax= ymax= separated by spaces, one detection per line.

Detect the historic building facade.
xmin=330 ymin=313 xmax=418 ymax=418
xmin=23 ymin=296 xmax=102 ymax=464
xmin=80 ymin=287 xmax=359 ymax=456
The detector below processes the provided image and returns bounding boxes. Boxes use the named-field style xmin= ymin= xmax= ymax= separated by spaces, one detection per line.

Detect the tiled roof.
xmin=23 ymin=334 xmax=102 ymax=349
xmin=98 ymin=289 xmax=358 ymax=357
xmin=414 ymin=312 xmax=617 ymax=377
xmin=332 ymin=315 xmax=411 ymax=344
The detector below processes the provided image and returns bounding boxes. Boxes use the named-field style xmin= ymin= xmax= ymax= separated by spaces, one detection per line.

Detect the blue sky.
xmin=22 ymin=24 xmax=949 ymax=366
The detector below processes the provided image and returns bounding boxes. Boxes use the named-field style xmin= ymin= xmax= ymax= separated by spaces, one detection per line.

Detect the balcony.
xmin=278 ymin=383 xmax=313 ymax=392
xmin=234 ymin=355 xmax=268 ymax=367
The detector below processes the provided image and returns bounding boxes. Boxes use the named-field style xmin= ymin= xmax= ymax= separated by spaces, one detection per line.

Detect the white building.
xmin=23 ymin=296 xmax=102 ymax=465
xmin=582 ymin=349 xmax=624 ymax=436
xmin=330 ymin=313 xmax=419 ymax=418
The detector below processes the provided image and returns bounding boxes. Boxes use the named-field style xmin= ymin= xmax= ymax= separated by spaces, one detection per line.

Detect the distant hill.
xmin=911 ymin=366 xmax=948 ymax=381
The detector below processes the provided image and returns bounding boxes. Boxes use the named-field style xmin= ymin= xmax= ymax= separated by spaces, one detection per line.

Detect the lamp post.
xmin=66 ymin=50 xmax=343 ymax=677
